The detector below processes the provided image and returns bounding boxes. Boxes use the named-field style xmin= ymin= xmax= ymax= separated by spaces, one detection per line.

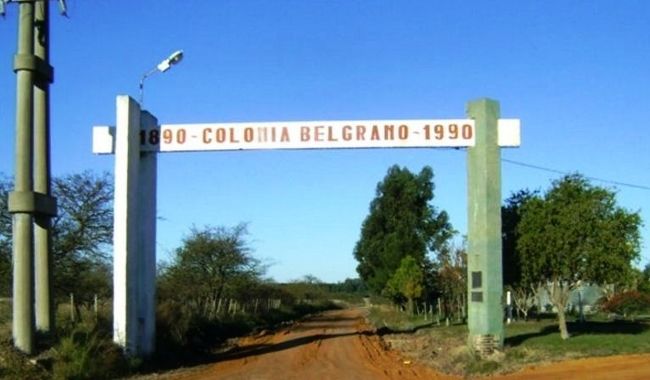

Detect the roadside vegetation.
xmin=354 ymin=166 xmax=643 ymax=335
xmin=0 ymin=272 xmax=349 ymax=379
xmin=367 ymin=303 xmax=650 ymax=376
xmin=0 ymin=172 xmax=351 ymax=379
xmin=355 ymin=166 xmax=647 ymax=376
xmin=0 ymin=165 xmax=646 ymax=378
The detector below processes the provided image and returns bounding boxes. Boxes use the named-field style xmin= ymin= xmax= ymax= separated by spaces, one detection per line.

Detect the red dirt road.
xmin=499 ymin=354 xmax=650 ymax=380
xmin=160 ymin=308 xmax=650 ymax=380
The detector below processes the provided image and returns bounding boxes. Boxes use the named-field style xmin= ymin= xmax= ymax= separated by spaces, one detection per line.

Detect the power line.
xmin=502 ymin=158 xmax=650 ymax=191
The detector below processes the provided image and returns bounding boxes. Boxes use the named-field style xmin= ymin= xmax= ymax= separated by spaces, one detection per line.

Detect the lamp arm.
xmin=139 ymin=67 xmax=160 ymax=105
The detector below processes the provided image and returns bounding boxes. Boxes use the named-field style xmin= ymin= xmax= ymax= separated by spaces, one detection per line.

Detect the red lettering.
xmin=216 ymin=128 xmax=225 ymax=143
xmin=229 ymin=128 xmax=239 ymax=143
xmin=300 ymin=126 xmax=310 ymax=142
xmin=370 ymin=125 xmax=380 ymax=140
xmin=384 ymin=125 xmax=394 ymax=140
xmin=202 ymin=128 xmax=212 ymax=143
xmin=281 ymin=127 xmax=290 ymax=142
xmin=398 ymin=125 xmax=408 ymax=139
xmin=343 ymin=126 xmax=352 ymax=141
xmin=315 ymin=126 xmax=324 ymax=142
xmin=356 ymin=125 xmax=366 ymax=140
xmin=244 ymin=128 xmax=254 ymax=143
xmin=327 ymin=127 xmax=337 ymax=142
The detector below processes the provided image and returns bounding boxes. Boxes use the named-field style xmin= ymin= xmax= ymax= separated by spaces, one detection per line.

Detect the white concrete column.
xmin=112 ymin=96 xmax=141 ymax=354
xmin=137 ymin=110 xmax=158 ymax=355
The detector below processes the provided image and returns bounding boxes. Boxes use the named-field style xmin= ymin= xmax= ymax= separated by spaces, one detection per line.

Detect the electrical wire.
xmin=502 ymin=158 xmax=650 ymax=191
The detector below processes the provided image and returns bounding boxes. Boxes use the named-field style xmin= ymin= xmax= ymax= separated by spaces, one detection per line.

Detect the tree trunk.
xmin=557 ymin=306 xmax=570 ymax=339
xmin=547 ymin=279 xmax=572 ymax=340
xmin=407 ymin=297 xmax=414 ymax=315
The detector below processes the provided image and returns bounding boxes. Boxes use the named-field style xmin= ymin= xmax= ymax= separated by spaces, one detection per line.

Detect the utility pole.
xmin=33 ymin=0 xmax=56 ymax=335
xmin=10 ymin=0 xmax=37 ymax=354
xmin=6 ymin=0 xmax=57 ymax=353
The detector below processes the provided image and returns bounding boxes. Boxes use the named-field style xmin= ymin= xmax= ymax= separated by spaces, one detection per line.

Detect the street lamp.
xmin=139 ymin=50 xmax=183 ymax=105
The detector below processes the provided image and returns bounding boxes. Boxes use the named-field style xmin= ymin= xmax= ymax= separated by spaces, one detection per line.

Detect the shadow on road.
xmin=215 ymin=330 xmax=371 ymax=363
xmin=373 ymin=322 xmax=437 ymax=336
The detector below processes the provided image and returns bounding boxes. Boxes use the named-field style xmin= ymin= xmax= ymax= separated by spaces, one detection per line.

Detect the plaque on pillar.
xmin=471 ymin=271 xmax=482 ymax=288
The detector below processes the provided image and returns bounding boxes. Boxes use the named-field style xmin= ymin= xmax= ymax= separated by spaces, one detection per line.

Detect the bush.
xmin=599 ymin=291 xmax=650 ymax=318
xmin=51 ymin=319 xmax=130 ymax=380
xmin=0 ymin=341 xmax=49 ymax=380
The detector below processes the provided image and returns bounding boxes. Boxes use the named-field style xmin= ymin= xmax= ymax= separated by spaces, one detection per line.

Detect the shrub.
xmin=599 ymin=291 xmax=650 ymax=318
xmin=51 ymin=322 xmax=129 ymax=380
xmin=0 ymin=341 xmax=49 ymax=380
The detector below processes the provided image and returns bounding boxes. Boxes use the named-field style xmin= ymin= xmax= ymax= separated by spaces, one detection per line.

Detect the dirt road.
xmin=160 ymin=308 xmax=650 ymax=380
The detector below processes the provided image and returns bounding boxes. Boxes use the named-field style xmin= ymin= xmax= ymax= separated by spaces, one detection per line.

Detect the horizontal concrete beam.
xmin=92 ymin=119 xmax=520 ymax=155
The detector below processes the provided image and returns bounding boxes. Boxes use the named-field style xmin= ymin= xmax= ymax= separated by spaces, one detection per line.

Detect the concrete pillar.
xmin=112 ymin=96 xmax=157 ymax=356
xmin=113 ymin=96 xmax=141 ymax=354
xmin=136 ymin=110 xmax=157 ymax=355
xmin=466 ymin=98 xmax=503 ymax=354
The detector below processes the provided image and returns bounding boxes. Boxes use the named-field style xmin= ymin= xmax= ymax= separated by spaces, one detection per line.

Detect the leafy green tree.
xmin=328 ymin=278 xmax=367 ymax=294
xmin=517 ymin=174 xmax=641 ymax=339
xmin=386 ymin=255 xmax=424 ymax=315
xmin=502 ymin=189 xmax=539 ymax=288
xmin=637 ymin=264 xmax=650 ymax=294
xmin=158 ymin=224 xmax=264 ymax=312
xmin=353 ymin=165 xmax=453 ymax=295
xmin=502 ymin=189 xmax=541 ymax=319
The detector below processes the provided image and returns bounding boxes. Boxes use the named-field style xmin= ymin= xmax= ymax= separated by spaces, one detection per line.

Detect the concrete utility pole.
xmin=33 ymin=0 xmax=55 ymax=334
xmin=10 ymin=0 xmax=37 ymax=354
xmin=466 ymin=98 xmax=504 ymax=355
xmin=7 ymin=0 xmax=57 ymax=353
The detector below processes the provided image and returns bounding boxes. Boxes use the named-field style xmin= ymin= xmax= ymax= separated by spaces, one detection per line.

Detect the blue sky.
xmin=1 ymin=1 xmax=648 ymax=283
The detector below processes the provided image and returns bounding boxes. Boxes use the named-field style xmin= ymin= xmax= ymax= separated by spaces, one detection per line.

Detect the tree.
xmin=502 ymin=189 xmax=541 ymax=320
xmin=0 ymin=175 xmax=12 ymax=297
xmin=435 ymin=242 xmax=467 ymax=321
xmin=502 ymin=189 xmax=539 ymax=288
xmin=158 ymin=224 xmax=264 ymax=313
xmin=353 ymin=165 xmax=453 ymax=295
xmin=0 ymin=171 xmax=113 ymax=302
xmin=328 ymin=278 xmax=367 ymax=294
xmin=51 ymin=171 xmax=114 ymax=303
xmin=637 ymin=264 xmax=650 ymax=294
xmin=386 ymin=255 xmax=424 ymax=315
xmin=284 ymin=275 xmax=327 ymax=304
xmin=517 ymin=174 xmax=641 ymax=339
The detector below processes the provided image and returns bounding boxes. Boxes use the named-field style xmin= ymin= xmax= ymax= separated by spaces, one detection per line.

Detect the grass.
xmin=366 ymin=304 xmax=445 ymax=332
xmin=367 ymin=306 xmax=650 ymax=376
xmin=504 ymin=318 xmax=650 ymax=357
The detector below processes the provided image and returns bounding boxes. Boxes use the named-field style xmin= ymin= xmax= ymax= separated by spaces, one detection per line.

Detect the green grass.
xmin=505 ymin=318 xmax=650 ymax=357
xmin=367 ymin=306 xmax=650 ymax=376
